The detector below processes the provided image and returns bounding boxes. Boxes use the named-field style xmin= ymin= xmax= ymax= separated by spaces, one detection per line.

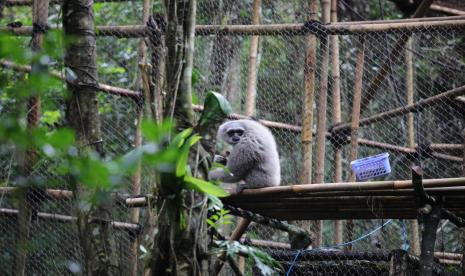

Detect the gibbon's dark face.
xmin=225 ymin=127 xmax=245 ymax=145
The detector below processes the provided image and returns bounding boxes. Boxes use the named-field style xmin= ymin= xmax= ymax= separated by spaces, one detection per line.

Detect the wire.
xmin=285 ymin=219 xmax=393 ymax=276
xmin=339 ymin=0 xmax=366 ymax=20
xmin=400 ymin=219 xmax=410 ymax=251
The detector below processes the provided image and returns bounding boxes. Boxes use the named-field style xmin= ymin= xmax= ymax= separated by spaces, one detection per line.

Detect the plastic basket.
xmin=350 ymin=153 xmax=391 ymax=181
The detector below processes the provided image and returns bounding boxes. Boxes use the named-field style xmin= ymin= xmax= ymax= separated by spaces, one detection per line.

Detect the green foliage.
xmin=217 ymin=240 xmax=283 ymax=276
xmin=197 ymin=91 xmax=232 ymax=126
xmin=206 ymin=208 xmax=232 ymax=228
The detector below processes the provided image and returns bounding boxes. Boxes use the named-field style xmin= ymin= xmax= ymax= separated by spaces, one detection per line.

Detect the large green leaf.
xmin=184 ymin=176 xmax=229 ymax=197
xmin=171 ymin=128 xmax=193 ymax=148
xmin=175 ymin=134 xmax=200 ymax=177
xmin=198 ymin=91 xmax=232 ymax=126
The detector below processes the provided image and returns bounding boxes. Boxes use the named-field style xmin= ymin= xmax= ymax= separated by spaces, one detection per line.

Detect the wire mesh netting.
xmin=1 ymin=0 xmax=465 ymax=275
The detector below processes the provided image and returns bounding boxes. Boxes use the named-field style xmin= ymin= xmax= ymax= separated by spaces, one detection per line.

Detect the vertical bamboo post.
xmin=241 ymin=1 xmax=260 ymax=270
xmin=462 ymin=130 xmax=465 ymax=275
xmin=330 ymin=0 xmax=343 ymax=245
xmin=405 ymin=37 xmax=421 ymax=256
xmin=312 ymin=0 xmax=330 ymax=247
xmin=129 ymin=1 xmax=151 ymax=275
xmin=301 ymin=0 xmax=318 ymax=185
xmin=244 ymin=0 xmax=260 ymax=117
xmin=345 ymin=35 xmax=365 ymax=250
xmin=15 ymin=0 xmax=49 ymax=274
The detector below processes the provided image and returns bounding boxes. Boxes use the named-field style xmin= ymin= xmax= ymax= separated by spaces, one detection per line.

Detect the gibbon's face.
xmin=223 ymin=126 xmax=245 ymax=145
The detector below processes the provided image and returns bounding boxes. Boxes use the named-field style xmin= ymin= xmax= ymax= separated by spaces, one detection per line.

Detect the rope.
xmin=285 ymin=219 xmax=393 ymax=276
xmin=400 ymin=219 xmax=410 ymax=251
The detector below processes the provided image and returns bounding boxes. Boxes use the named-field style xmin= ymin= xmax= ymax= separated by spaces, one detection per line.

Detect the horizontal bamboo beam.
xmin=336 ymin=15 xmax=465 ymax=25
xmin=0 ymin=59 xmax=141 ymax=99
xmin=355 ymin=139 xmax=462 ymax=162
xmin=429 ymin=143 xmax=464 ymax=150
xmin=240 ymin=238 xmax=291 ymax=249
xmin=4 ymin=0 xmax=132 ymax=6
xmin=5 ymin=0 xmax=465 ymax=18
xmin=243 ymin=238 xmax=463 ymax=262
xmin=195 ymin=18 xmax=465 ymax=35
xmin=430 ymin=4 xmax=465 ymax=16
xmin=2 ymin=17 xmax=465 ymax=38
xmin=271 ymin=250 xmax=391 ymax=261
xmin=434 ymin=252 xmax=463 ymax=261
xmin=456 ymin=96 xmax=465 ymax=104
xmin=226 ymin=177 xmax=465 ymax=198
xmin=332 ymin=83 xmax=465 ymax=132
xmin=0 ymin=208 xmax=140 ymax=231
xmin=5 ymin=186 xmax=465 ymax=207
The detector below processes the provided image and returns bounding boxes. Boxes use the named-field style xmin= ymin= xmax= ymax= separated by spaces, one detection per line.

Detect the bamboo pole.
xmin=359 ymin=0 xmax=433 ymax=113
xmin=4 ymin=0 xmax=464 ymax=17
xmin=15 ymin=0 xmax=49 ymax=274
xmin=300 ymin=0 xmax=317 ymax=187
xmin=224 ymin=177 xmax=465 ymax=197
xmin=244 ymin=0 xmax=260 ymax=116
xmin=4 ymin=0 xmax=131 ymax=6
xmin=332 ymin=83 xmax=465 ymax=132
xmin=196 ymin=19 xmax=465 ymax=36
xmin=456 ymin=96 xmax=465 ymax=104
xmin=240 ymin=2 xmax=261 ymax=269
xmin=430 ymin=4 xmax=465 ymax=16
xmin=0 ymin=208 xmax=141 ymax=231
xmin=405 ymin=37 xmax=421 ymax=256
xmin=241 ymin=4 xmax=260 ymax=269
xmin=212 ymin=218 xmax=251 ymax=275
xmin=430 ymin=143 xmax=464 ymax=150
xmin=4 ymin=18 xmax=465 ymax=38
xmin=330 ymin=0 xmax=343 ymax=246
xmin=227 ymin=187 xmax=465 ymax=200
xmin=129 ymin=1 xmax=151 ymax=274
xmin=310 ymin=0 xmax=330 ymax=248
xmin=0 ymin=60 xmax=141 ymax=99
xmin=345 ymin=35 xmax=365 ymax=251
xmin=462 ymin=130 xmax=465 ymax=275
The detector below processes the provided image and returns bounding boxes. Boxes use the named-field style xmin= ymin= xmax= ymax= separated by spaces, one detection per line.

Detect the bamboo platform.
xmin=222 ymin=177 xmax=465 ymax=221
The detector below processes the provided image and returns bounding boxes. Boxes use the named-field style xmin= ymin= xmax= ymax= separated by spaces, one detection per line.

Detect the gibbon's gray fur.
xmin=209 ymin=119 xmax=281 ymax=192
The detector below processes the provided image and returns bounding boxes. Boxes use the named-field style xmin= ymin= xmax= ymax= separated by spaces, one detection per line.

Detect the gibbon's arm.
xmin=209 ymin=144 xmax=257 ymax=183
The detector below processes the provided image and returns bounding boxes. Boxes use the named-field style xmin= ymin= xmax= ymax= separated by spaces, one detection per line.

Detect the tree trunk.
xmin=63 ymin=0 xmax=113 ymax=274
xmin=15 ymin=0 xmax=49 ymax=274
xmin=148 ymin=1 xmax=209 ymax=275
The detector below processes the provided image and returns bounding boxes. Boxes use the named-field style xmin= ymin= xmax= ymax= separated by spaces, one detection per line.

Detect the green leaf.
xmin=41 ymin=110 xmax=61 ymax=125
xmin=141 ymin=120 xmax=172 ymax=141
xmin=48 ymin=128 xmax=75 ymax=150
xmin=184 ymin=176 xmax=229 ymax=197
xmin=198 ymin=91 xmax=232 ymax=126
xmin=191 ymin=67 xmax=203 ymax=86
xmin=175 ymin=134 xmax=200 ymax=177
xmin=171 ymin=128 xmax=193 ymax=148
